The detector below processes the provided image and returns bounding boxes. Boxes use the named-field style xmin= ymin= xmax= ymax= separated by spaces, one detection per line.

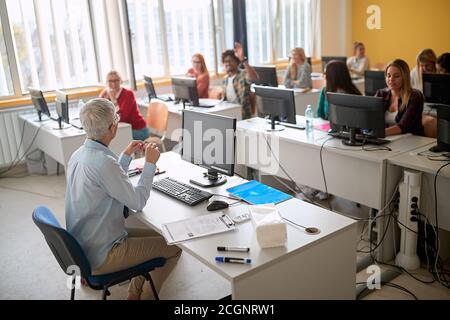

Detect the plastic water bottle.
xmin=305 ymin=104 xmax=314 ymax=134
xmin=78 ymin=99 xmax=85 ymax=111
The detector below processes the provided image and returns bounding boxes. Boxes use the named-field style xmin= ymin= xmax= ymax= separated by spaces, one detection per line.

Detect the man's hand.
xmin=234 ymin=42 xmax=245 ymax=62
xmin=145 ymin=143 xmax=160 ymax=164
xmin=124 ymin=141 xmax=145 ymax=156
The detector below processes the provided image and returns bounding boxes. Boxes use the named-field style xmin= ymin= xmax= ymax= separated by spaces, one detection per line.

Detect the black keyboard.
xmin=152 ymin=177 xmax=213 ymax=206
xmin=329 ymin=131 xmax=390 ymax=146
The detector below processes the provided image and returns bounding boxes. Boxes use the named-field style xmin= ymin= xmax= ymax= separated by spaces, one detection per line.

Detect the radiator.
xmin=0 ymin=107 xmax=34 ymax=168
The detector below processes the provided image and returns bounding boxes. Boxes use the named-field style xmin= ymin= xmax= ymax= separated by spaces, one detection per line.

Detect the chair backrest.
xmin=146 ymin=102 xmax=169 ymax=133
xmin=32 ymin=206 xmax=92 ymax=278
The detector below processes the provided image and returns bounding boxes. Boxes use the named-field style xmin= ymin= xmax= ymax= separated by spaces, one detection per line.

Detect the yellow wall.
xmin=352 ymin=0 xmax=450 ymax=69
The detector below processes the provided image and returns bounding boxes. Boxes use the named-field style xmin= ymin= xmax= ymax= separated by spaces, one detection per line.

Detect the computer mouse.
xmin=207 ymin=201 xmax=229 ymax=212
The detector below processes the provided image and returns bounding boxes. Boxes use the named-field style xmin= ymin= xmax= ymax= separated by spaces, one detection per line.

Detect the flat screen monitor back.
xmin=364 ymin=70 xmax=386 ymax=96
xmin=253 ymin=66 xmax=278 ymax=87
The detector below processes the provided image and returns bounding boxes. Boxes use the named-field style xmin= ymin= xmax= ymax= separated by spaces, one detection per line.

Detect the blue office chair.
xmin=32 ymin=206 xmax=166 ymax=300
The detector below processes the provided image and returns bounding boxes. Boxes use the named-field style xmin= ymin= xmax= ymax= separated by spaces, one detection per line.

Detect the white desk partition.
xmin=236 ymin=116 xmax=436 ymax=261
xmin=19 ymin=114 xmax=132 ymax=174
xmin=387 ymin=144 xmax=450 ymax=231
xmin=138 ymin=98 xmax=242 ymax=141
xmin=133 ymin=152 xmax=357 ymax=300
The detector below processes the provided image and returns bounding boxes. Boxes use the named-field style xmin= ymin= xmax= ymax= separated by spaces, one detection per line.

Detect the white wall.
xmin=320 ymin=0 xmax=352 ymax=57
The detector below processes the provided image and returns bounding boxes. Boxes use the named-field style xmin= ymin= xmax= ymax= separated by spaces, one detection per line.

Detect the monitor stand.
xmin=190 ymin=169 xmax=227 ymax=188
xmin=342 ymin=128 xmax=364 ymax=147
xmin=265 ymin=115 xmax=285 ymax=132
xmin=33 ymin=111 xmax=51 ymax=123
xmin=52 ymin=118 xmax=72 ymax=130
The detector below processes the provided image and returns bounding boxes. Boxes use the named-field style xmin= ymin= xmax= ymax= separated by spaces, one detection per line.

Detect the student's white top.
xmin=346 ymin=56 xmax=370 ymax=77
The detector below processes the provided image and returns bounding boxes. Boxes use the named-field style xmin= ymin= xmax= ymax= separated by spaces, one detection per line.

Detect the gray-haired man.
xmin=65 ymin=98 xmax=181 ymax=299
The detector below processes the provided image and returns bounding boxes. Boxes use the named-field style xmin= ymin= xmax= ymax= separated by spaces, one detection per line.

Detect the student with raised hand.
xmin=221 ymin=42 xmax=259 ymax=120
xmin=316 ymin=60 xmax=362 ymax=120
xmin=283 ymin=47 xmax=312 ymax=89
xmin=436 ymin=53 xmax=450 ymax=74
xmin=347 ymin=42 xmax=370 ymax=77
xmin=99 ymin=70 xmax=149 ymax=141
xmin=376 ymin=59 xmax=425 ymax=137
xmin=65 ymin=98 xmax=181 ymax=300
xmin=410 ymin=49 xmax=437 ymax=92
xmin=186 ymin=53 xmax=210 ymax=98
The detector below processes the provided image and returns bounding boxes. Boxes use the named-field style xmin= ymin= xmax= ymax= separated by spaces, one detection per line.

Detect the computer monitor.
xmin=54 ymin=90 xmax=71 ymax=130
xmin=143 ymin=75 xmax=157 ymax=101
xmin=430 ymin=105 xmax=450 ymax=153
xmin=182 ymin=110 xmax=236 ymax=187
xmin=327 ymin=92 xmax=385 ymax=146
xmin=254 ymin=85 xmax=297 ymax=131
xmin=322 ymin=56 xmax=347 ymax=72
xmin=171 ymin=76 xmax=199 ymax=107
xmin=253 ymin=66 xmax=278 ymax=87
xmin=29 ymin=88 xmax=51 ymax=122
xmin=364 ymin=70 xmax=386 ymax=96
xmin=423 ymin=73 xmax=450 ymax=106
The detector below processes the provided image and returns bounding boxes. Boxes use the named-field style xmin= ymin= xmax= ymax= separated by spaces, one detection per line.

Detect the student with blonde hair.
xmin=99 ymin=70 xmax=149 ymax=141
xmin=375 ymin=59 xmax=425 ymax=136
xmin=347 ymin=42 xmax=370 ymax=77
xmin=283 ymin=47 xmax=312 ymax=89
xmin=411 ymin=49 xmax=437 ymax=92
xmin=186 ymin=53 xmax=210 ymax=98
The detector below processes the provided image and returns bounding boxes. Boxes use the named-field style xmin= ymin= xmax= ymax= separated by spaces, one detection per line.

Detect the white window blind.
xmin=0 ymin=17 xmax=14 ymax=96
xmin=246 ymin=0 xmax=272 ymax=64
xmin=5 ymin=0 xmax=98 ymax=93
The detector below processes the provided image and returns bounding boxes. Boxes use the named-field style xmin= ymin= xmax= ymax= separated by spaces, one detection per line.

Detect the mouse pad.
xmin=226 ymin=180 xmax=292 ymax=205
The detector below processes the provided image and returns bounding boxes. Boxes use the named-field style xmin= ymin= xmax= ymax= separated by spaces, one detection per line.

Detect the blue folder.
xmin=226 ymin=180 xmax=293 ymax=205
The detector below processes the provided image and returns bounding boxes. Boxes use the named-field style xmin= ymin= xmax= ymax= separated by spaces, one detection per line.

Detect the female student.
xmin=186 ymin=53 xmax=210 ymax=98
xmin=99 ymin=70 xmax=149 ymax=141
xmin=375 ymin=59 xmax=424 ymax=137
xmin=283 ymin=47 xmax=312 ymax=89
xmin=410 ymin=49 xmax=437 ymax=92
xmin=346 ymin=42 xmax=370 ymax=77
xmin=316 ymin=60 xmax=361 ymax=120
xmin=436 ymin=53 xmax=450 ymax=74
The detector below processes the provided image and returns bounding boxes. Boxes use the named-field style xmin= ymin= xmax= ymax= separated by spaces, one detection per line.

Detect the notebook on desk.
xmin=226 ymin=180 xmax=292 ymax=205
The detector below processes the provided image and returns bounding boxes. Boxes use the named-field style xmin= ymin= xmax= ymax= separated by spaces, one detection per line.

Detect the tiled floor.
xmin=0 ymin=171 xmax=449 ymax=300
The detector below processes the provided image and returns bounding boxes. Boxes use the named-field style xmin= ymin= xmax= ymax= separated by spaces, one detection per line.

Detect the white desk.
xmin=18 ymin=114 xmax=132 ymax=173
xmin=236 ymin=116 xmax=436 ymax=261
xmin=133 ymin=152 xmax=357 ymax=299
xmin=138 ymin=98 xmax=242 ymax=141
xmin=387 ymin=144 xmax=450 ymax=231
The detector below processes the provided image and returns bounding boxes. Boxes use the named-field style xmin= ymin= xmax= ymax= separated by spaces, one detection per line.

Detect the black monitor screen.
xmin=254 ymin=85 xmax=296 ymax=124
xmin=55 ymin=90 xmax=69 ymax=124
xmin=327 ymin=92 xmax=385 ymax=143
xmin=29 ymin=88 xmax=50 ymax=118
xmin=253 ymin=66 xmax=278 ymax=87
xmin=322 ymin=56 xmax=347 ymax=72
xmin=364 ymin=70 xmax=386 ymax=96
xmin=143 ymin=75 xmax=157 ymax=100
xmin=434 ymin=105 xmax=450 ymax=152
xmin=172 ymin=76 xmax=199 ymax=106
xmin=423 ymin=73 xmax=450 ymax=106
xmin=182 ymin=110 xmax=236 ymax=177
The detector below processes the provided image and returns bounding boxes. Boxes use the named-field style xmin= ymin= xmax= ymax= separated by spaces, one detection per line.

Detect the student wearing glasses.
xmin=65 ymin=98 xmax=181 ymax=300
xmin=284 ymin=47 xmax=312 ymax=89
xmin=186 ymin=53 xmax=210 ymax=98
xmin=99 ymin=70 xmax=149 ymax=141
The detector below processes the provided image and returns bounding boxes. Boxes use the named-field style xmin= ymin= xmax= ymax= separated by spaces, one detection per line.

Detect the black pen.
xmin=217 ymin=246 xmax=250 ymax=253
xmin=215 ymin=256 xmax=252 ymax=264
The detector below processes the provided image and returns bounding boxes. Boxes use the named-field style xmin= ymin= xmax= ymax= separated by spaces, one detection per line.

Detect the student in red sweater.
xmin=185 ymin=53 xmax=210 ymax=98
xmin=99 ymin=70 xmax=150 ymax=141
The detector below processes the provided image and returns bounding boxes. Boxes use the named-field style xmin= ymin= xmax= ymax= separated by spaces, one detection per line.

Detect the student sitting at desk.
xmin=436 ymin=53 xmax=450 ymax=74
xmin=410 ymin=49 xmax=437 ymax=92
xmin=283 ymin=47 xmax=312 ymax=89
xmin=65 ymin=98 xmax=181 ymax=300
xmin=375 ymin=59 xmax=425 ymax=137
xmin=220 ymin=42 xmax=259 ymax=120
xmin=99 ymin=70 xmax=150 ymax=141
xmin=186 ymin=53 xmax=210 ymax=98
xmin=346 ymin=42 xmax=370 ymax=78
xmin=316 ymin=60 xmax=362 ymax=120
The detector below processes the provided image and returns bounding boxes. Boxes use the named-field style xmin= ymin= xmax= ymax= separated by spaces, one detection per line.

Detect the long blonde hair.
xmin=192 ymin=53 xmax=208 ymax=75
xmin=289 ymin=48 xmax=306 ymax=80
xmin=385 ymin=59 xmax=413 ymax=112
xmin=416 ymin=49 xmax=437 ymax=88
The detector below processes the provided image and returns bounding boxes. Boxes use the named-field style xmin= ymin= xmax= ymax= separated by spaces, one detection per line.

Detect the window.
xmin=214 ymin=0 xmax=233 ymax=73
xmin=5 ymin=0 xmax=98 ymax=93
xmin=246 ymin=0 xmax=272 ymax=64
xmin=277 ymin=0 xmax=311 ymax=60
xmin=0 ymin=16 xmax=14 ymax=96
